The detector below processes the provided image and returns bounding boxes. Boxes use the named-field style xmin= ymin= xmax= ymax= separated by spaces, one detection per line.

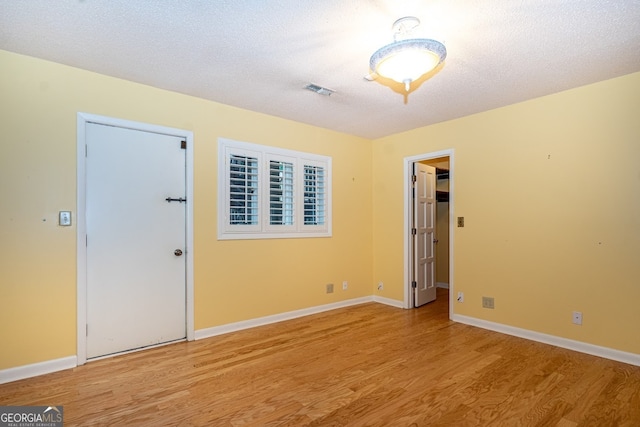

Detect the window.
xmin=269 ymin=159 xmax=294 ymax=226
xmin=218 ymin=138 xmax=331 ymax=239
xmin=229 ymin=154 xmax=258 ymax=225
xmin=303 ymin=164 xmax=325 ymax=225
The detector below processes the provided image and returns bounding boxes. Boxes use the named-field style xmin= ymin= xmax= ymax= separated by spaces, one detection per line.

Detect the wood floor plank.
xmin=1 ymin=289 xmax=639 ymax=426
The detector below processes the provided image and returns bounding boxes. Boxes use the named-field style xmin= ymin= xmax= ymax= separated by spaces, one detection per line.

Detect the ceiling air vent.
xmin=304 ymin=83 xmax=335 ymax=96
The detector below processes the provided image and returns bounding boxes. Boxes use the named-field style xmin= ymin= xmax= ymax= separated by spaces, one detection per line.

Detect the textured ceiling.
xmin=1 ymin=1 xmax=639 ymax=139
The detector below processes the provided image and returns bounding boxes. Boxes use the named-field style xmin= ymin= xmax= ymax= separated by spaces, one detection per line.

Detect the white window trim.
xmin=218 ymin=138 xmax=332 ymax=240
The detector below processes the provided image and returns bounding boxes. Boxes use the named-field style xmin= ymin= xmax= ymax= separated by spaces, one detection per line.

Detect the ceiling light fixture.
xmin=369 ymin=17 xmax=446 ymax=92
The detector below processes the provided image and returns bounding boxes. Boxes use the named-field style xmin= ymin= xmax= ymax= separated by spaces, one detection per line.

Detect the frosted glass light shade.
xmin=370 ymin=38 xmax=447 ymax=90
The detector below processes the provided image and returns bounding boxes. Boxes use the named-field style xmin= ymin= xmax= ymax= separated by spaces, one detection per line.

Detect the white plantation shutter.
xmin=229 ymin=154 xmax=259 ymax=225
xmin=302 ymin=163 xmax=325 ymax=226
xmin=268 ymin=158 xmax=295 ymax=227
xmin=218 ymin=138 xmax=331 ymax=240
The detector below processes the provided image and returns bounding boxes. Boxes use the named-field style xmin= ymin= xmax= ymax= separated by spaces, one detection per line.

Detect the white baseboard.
xmin=0 ymin=356 xmax=77 ymax=384
xmin=195 ymin=296 xmax=374 ymax=340
xmin=372 ymin=296 xmax=405 ymax=308
xmin=436 ymin=282 xmax=449 ymax=289
xmin=452 ymin=314 xmax=640 ymax=367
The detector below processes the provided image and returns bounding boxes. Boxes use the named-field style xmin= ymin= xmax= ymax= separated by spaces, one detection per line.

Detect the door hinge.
xmin=181 ymin=140 xmax=187 ymax=150
xmin=411 ymin=174 xmax=417 ymax=183
xmin=411 ymin=281 xmax=417 ymax=289
xmin=411 ymin=228 xmax=417 ymax=235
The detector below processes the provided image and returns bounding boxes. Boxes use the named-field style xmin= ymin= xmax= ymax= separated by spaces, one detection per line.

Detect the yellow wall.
xmin=0 ymin=50 xmax=372 ymax=370
xmin=372 ymin=71 xmax=640 ymax=354
xmin=2 ymin=48 xmax=638 ymax=372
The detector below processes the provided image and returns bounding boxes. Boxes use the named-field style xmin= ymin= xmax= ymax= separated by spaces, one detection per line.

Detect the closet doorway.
xmin=404 ymin=150 xmax=453 ymax=316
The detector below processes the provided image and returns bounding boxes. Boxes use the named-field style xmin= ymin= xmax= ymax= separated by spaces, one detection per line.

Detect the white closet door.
xmin=85 ymin=123 xmax=186 ymax=358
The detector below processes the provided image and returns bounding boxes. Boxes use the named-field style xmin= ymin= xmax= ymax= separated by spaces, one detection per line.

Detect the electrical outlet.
xmin=572 ymin=311 xmax=583 ymax=325
xmin=482 ymin=297 xmax=495 ymax=309
xmin=457 ymin=217 xmax=465 ymax=227
xmin=457 ymin=292 xmax=464 ymax=303
xmin=377 ymin=282 xmax=384 ymax=291
xmin=326 ymin=283 xmax=334 ymax=294
xmin=342 ymin=281 xmax=348 ymax=290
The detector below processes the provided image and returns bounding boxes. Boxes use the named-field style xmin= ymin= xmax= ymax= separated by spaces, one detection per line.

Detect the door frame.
xmin=76 ymin=112 xmax=195 ymax=365
xmin=403 ymin=149 xmax=454 ymax=317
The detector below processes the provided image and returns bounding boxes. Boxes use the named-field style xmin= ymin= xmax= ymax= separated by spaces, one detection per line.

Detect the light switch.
xmin=59 ymin=211 xmax=72 ymax=226
xmin=457 ymin=217 xmax=465 ymax=227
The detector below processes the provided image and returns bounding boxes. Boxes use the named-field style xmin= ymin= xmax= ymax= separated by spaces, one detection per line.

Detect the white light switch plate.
xmin=59 ymin=211 xmax=72 ymax=226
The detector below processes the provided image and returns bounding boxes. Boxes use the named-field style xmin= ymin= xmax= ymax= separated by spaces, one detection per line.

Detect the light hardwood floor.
xmin=2 ymin=289 xmax=639 ymax=426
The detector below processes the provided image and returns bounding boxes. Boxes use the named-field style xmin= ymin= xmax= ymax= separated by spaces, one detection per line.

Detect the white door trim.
xmin=76 ymin=112 xmax=195 ymax=365
xmin=403 ymin=149 xmax=454 ymax=317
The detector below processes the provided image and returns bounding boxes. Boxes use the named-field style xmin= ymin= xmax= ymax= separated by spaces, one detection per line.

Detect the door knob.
xmin=174 ymin=249 xmax=183 ymax=256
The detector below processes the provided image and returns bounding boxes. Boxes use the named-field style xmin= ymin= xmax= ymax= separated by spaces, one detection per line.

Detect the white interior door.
xmin=85 ymin=123 xmax=186 ymax=358
xmin=413 ymin=162 xmax=437 ymax=307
